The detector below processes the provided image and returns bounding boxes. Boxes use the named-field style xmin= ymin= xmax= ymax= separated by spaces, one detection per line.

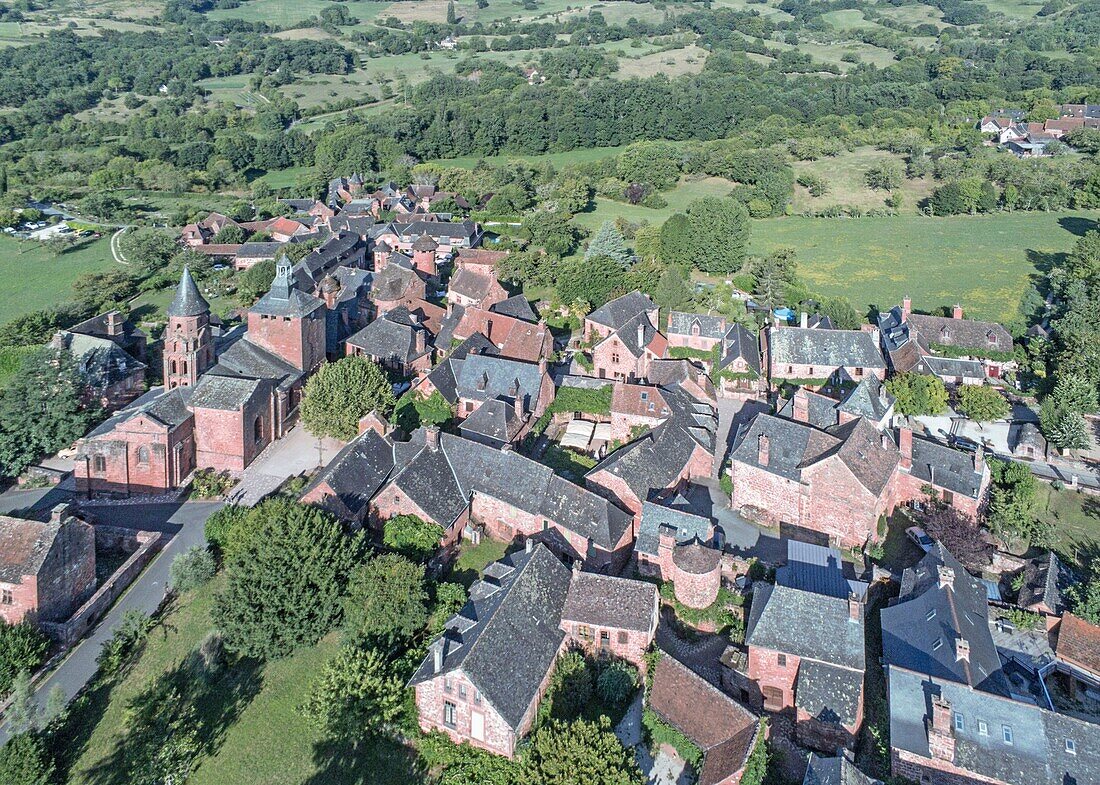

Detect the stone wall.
xmin=892 ymin=747 xmax=1006 ymax=785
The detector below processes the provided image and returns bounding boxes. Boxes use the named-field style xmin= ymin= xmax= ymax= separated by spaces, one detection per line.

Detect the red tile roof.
xmin=1056 ymin=612 xmax=1100 ymax=675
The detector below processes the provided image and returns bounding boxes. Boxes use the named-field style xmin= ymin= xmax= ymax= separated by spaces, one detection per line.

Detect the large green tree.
xmin=658 ymin=213 xmax=693 ymax=268
xmin=585 ymin=221 xmax=630 ymax=266
xmin=344 ymin=553 xmax=429 ymax=645
xmin=0 ymin=733 xmax=55 ymax=785
xmin=523 ymin=717 xmax=644 ymax=785
xmin=616 ymin=141 xmax=681 ymax=191
xmin=301 ymin=356 xmax=396 ymax=440
xmin=0 ymin=621 xmax=49 ymax=698
xmin=685 ymin=197 xmax=749 ymax=275
xmin=213 ymin=500 xmax=363 ymax=659
xmin=956 ymin=384 xmax=1009 ymax=424
xmin=382 ymin=515 xmax=443 ymax=563
xmin=0 ymin=349 xmax=101 ymax=477
xmin=301 ymin=644 xmax=404 ymax=738
xmin=556 ymin=255 xmax=627 ymax=309
xmin=885 ymin=373 xmax=949 ymax=416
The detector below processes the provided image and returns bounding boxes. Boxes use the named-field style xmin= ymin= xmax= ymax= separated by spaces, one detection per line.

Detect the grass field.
xmin=426 ymin=143 xmax=632 ymax=170
xmin=748 ymin=211 xmax=1099 ymax=322
xmin=1037 ymin=484 xmax=1100 ymax=570
xmin=64 ymin=579 xmax=419 ymax=785
xmin=0 ymin=236 xmax=116 ymax=324
xmin=572 ymin=175 xmax=739 ymax=231
xmin=791 ymin=147 xmax=934 ymax=214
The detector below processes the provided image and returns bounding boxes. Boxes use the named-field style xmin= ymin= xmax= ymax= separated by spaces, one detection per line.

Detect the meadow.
xmin=790 ymin=147 xmax=935 ymax=215
xmin=0 ymin=236 xmax=116 ymax=324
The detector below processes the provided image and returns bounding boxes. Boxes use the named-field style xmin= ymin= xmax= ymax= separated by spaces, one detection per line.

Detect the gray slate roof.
xmin=803 ymin=754 xmax=879 ymax=785
xmin=907 ymin=313 xmax=1013 ymax=355
xmin=836 ymin=376 xmax=893 ymax=421
xmin=908 ymin=436 xmax=984 ymax=499
xmin=61 ymin=333 xmax=146 ymax=389
xmin=777 ymin=389 xmax=840 ymax=430
xmin=410 ymin=545 xmax=571 ymax=731
xmin=0 ymin=516 xmax=67 ymax=583
xmin=716 ymin=324 xmax=761 ymax=374
xmin=746 ymin=582 xmax=865 ymax=671
xmin=769 ymin=327 xmax=885 ymax=369
xmin=795 ymin=659 xmax=864 ymax=727
xmin=882 ymin=544 xmax=1008 ymax=695
xmin=301 ymin=429 xmax=394 ymax=517
xmin=251 ymin=260 xmax=325 ymax=318
xmin=597 ymin=311 xmax=661 ymax=358
xmin=922 ymin=356 xmax=986 ymax=380
xmin=586 ymin=290 xmax=656 ymax=331
xmin=371 ymin=257 xmax=419 ymax=302
xmin=637 ymin=500 xmax=714 ymax=557
xmin=1019 ymin=551 xmax=1069 ymax=613
xmin=459 ymin=398 xmax=524 ymax=445
xmin=489 ymin=295 xmax=538 ymax=323
xmin=887 ymin=665 xmax=1100 ymax=785
xmin=189 ymin=375 xmax=264 ymax=411
xmin=211 ymin=329 xmax=303 ymax=390
xmin=345 ymin=306 xmax=430 ymax=365
xmin=236 ymin=241 xmax=283 ymax=259
xmin=452 ymin=354 xmax=545 ymax=406
xmin=561 ymin=572 xmax=658 ymax=632
xmin=775 ymin=540 xmax=868 ymax=601
xmin=166 ymin=267 xmax=209 ymax=317
xmin=668 ymin=311 xmax=727 ymax=340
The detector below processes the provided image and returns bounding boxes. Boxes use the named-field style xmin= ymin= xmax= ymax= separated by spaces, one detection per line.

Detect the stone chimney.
xmin=956 ymin=638 xmax=970 ymax=663
xmin=793 ymin=391 xmax=809 ymax=423
xmin=881 ymin=431 xmax=891 ymax=450
xmin=514 ymin=393 xmax=525 ymax=421
xmin=414 ymin=326 xmax=426 ymax=354
xmin=657 ymin=524 xmax=675 ymax=557
xmin=106 ymin=310 xmax=123 ymax=336
xmin=800 ymin=311 xmax=808 ymax=329
xmin=848 ymin=595 xmax=861 ymax=623
xmin=952 ymin=303 xmax=964 ymax=320
xmin=486 ymin=318 xmax=494 ymax=338
xmin=539 ymin=357 xmax=548 ymax=375
xmin=50 ymin=503 xmax=72 ymax=524
xmin=974 ymin=444 xmax=985 ymax=475
xmin=637 ymin=321 xmax=646 ymax=351
xmin=433 ymin=641 xmax=444 ymax=673
xmin=938 ymin=566 xmax=955 ymax=591
xmin=425 ymin=426 xmax=441 ymax=451
xmin=525 ymin=537 xmax=535 ymax=554
xmin=358 ymin=411 xmax=390 ymax=437
xmin=898 ymin=426 xmax=913 ymax=470
xmin=758 ymin=434 xmax=770 ymax=467
xmin=902 ymin=295 xmax=912 ymax=319
xmin=928 ymin=695 xmax=956 ymax=763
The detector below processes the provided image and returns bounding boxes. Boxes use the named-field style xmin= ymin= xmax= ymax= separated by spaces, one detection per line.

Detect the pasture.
xmin=0 ymin=236 xmax=116 ymax=324
xmin=790 ymin=147 xmax=935 ymax=215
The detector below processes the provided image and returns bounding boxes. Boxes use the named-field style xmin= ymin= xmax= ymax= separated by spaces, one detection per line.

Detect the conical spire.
xmin=166 ymin=266 xmax=209 ymax=318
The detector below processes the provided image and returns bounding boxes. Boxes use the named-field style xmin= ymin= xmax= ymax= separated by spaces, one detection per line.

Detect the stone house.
xmin=370 ymin=254 xmax=429 ymax=316
xmin=67 ymin=310 xmax=146 ymax=362
xmin=366 ymin=428 xmax=636 ymax=573
xmin=416 ymin=353 xmax=555 ymax=428
xmin=300 ymin=427 xmax=395 ymax=524
xmin=590 ymin=312 xmax=668 ymax=383
xmin=647 ymin=653 xmax=762 ymax=785
xmin=447 ymin=267 xmax=508 ymax=310
xmin=409 ymin=544 xmax=659 ymax=757
xmin=163 ymin=267 xmax=216 ymax=390
xmin=454 ymin=248 xmax=510 ymax=275
xmin=727 ymin=414 xmax=899 ymax=548
xmin=587 ymin=384 xmax=717 ymax=518
xmin=802 ymin=753 xmax=880 ymax=785
xmin=635 ymin=501 xmax=722 ymax=610
xmin=608 ymin=383 xmax=672 ymax=443
xmin=776 ymin=380 xmax=894 ymax=433
xmin=345 ymin=306 xmax=433 ymax=377
xmin=234 ymin=241 xmax=283 ymax=271
xmin=583 ymin=291 xmax=660 ymax=343
xmin=1017 ymin=552 xmax=1069 ymax=620
xmin=440 ymin=306 xmax=553 ymax=365
xmin=882 ymin=545 xmax=1100 ymax=785
xmin=743 ymin=541 xmax=867 ymax=751
xmin=713 ymin=324 xmax=765 ymax=399
xmin=767 ymin=326 xmax=886 ymax=389
xmin=74 ymin=386 xmax=196 ymax=497
xmin=879 ymin=297 xmax=1017 ymax=382
xmin=894 ymin=426 xmax=990 ymax=519
xmin=371 ymin=219 xmax=481 ymax=260
xmin=648 ymin=359 xmax=718 ymax=406
xmin=666 ymin=311 xmax=729 ymax=354
xmin=0 ymin=505 xmax=96 ymax=625
xmin=51 ymin=329 xmax=147 ymax=410
xmin=245 ymin=257 xmax=327 ymax=376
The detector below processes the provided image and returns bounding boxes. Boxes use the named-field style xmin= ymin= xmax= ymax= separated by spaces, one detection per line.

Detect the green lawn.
xmin=64 ymin=579 xmax=419 ymax=785
xmin=428 ymin=143 xmax=632 ymax=171
xmin=791 ymin=147 xmax=934 ymax=214
xmin=259 ymin=165 xmax=317 ymax=189
xmin=572 ymin=175 xmax=739 ymax=231
xmin=445 ymin=537 xmax=510 ymax=588
xmin=1036 ymin=483 xmax=1100 ymax=570
xmin=748 ymin=211 xmax=1099 ymax=322
xmin=0 ymin=236 xmax=116 ymax=324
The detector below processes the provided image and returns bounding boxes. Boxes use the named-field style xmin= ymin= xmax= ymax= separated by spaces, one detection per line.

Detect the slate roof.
xmin=561 ymin=572 xmax=657 ymax=632
xmin=451 ymin=354 xmax=546 ymax=406
xmin=795 ymin=659 xmax=864 ymax=727
xmin=637 ymin=501 xmax=713 ymax=557
xmin=730 ymin=414 xmax=898 ymax=495
xmin=385 ymin=430 xmax=633 ymax=550
xmin=907 ymin=313 xmax=1013 ymax=355
xmin=882 ymin=544 xmax=1009 ymax=695
xmin=345 ymin=306 xmax=431 ymax=365
xmin=1018 ymin=552 xmax=1069 ymax=614
xmin=166 ymin=267 xmax=210 ymax=318
xmin=673 ymin=542 xmax=720 ymax=574
xmin=777 ymin=388 xmax=840 ymax=429
xmin=328 ymin=214 xmax=375 ymax=237
xmin=775 ymin=540 xmax=868 ymax=601
xmin=236 ymin=241 xmax=283 ymax=259
xmin=907 ymin=435 xmax=984 ymax=499
xmin=489 ymin=295 xmax=538 ymax=323
xmin=716 ymin=324 xmax=761 ymax=374
xmin=887 ymin=665 xmax=1100 ymax=785
xmin=60 ymin=333 xmax=146 ymax=389
xmin=211 ymin=329 xmax=303 ymax=390
xmin=596 ymin=311 xmax=666 ymax=358
xmin=648 ymin=653 xmax=760 ymax=785
xmin=588 ymin=385 xmax=716 ymax=501
xmin=746 ymin=582 xmax=865 ymax=671
xmin=586 ymin=290 xmax=656 ymax=331
xmin=189 ymin=375 xmax=264 ymax=411
xmin=301 ymin=429 xmax=394 ymax=517
xmin=1011 ymin=422 xmax=1046 ymax=454
xmin=802 ymin=753 xmax=880 ymax=785
xmin=0 ymin=515 xmax=82 ymax=583
xmin=668 ymin=311 xmax=727 ymax=340
xmin=459 ymin=398 xmax=524 ymax=445
xmin=769 ymin=327 xmax=884 ymax=370
xmin=251 ymin=260 xmax=325 ymax=318
xmin=371 ymin=258 xmax=420 ymax=302
xmin=448 ymin=268 xmax=496 ymax=301
xmin=836 ymin=377 xmax=893 ymax=421
xmin=410 ymin=545 xmax=571 ymax=731
xmin=922 ymin=356 xmax=986 ymax=380
xmin=392 ymin=219 xmax=479 ymax=242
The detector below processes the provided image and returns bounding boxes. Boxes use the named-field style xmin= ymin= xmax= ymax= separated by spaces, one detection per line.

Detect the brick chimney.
xmin=793 ymin=391 xmax=809 ymax=423
xmin=955 ymin=638 xmax=970 ymax=663
xmin=898 ymin=426 xmax=913 ymax=470
xmin=657 ymin=524 xmax=675 ymax=558
xmin=974 ymin=444 xmax=985 ymax=475
xmin=952 ymin=303 xmax=964 ymax=320
xmin=50 ymin=502 xmax=71 ymax=524
xmin=938 ymin=566 xmax=955 ymax=591
xmin=902 ymin=295 xmax=912 ymax=319
xmin=539 ymin=356 xmax=548 ymax=375
xmin=758 ymin=434 xmax=770 ymax=467
xmin=414 ymin=326 xmax=426 ymax=354
xmin=425 ymin=426 xmax=441 ymax=451
xmin=928 ymin=695 xmax=956 ymax=763
xmin=848 ymin=595 xmax=861 ymax=623
xmin=106 ymin=310 xmax=123 ymax=336
xmin=800 ymin=311 xmax=808 ymax=329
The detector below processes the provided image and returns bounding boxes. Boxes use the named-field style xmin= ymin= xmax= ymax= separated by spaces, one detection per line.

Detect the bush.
xmin=0 ymin=622 xmax=49 ymax=698
xmin=191 ymin=468 xmax=235 ymax=499
xmin=97 ymin=610 xmax=154 ymax=678
xmin=596 ymin=661 xmax=638 ymax=709
xmin=382 ymin=515 xmax=442 ymax=562
xmin=169 ymin=546 xmax=216 ymax=594
xmin=642 ymin=707 xmax=701 ymax=767
xmin=204 ymin=504 xmax=248 ymax=558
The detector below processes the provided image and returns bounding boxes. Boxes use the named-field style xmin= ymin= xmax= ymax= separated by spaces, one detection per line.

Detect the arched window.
xmin=254 ymin=415 xmax=264 ymax=444
xmin=180 ymin=360 xmax=188 ymax=374
xmin=170 ymin=359 xmax=177 ymax=374
xmin=136 ymin=446 xmax=150 ymax=466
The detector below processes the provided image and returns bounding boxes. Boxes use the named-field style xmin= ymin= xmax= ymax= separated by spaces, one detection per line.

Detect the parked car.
xmin=947 ymin=434 xmax=980 ymax=453
xmin=906 ymin=526 xmax=935 ymax=553
xmin=392 ymin=380 xmax=411 ymax=396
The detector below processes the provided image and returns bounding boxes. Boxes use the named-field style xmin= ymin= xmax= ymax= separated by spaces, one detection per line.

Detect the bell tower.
xmin=163 ymin=267 xmax=213 ymax=389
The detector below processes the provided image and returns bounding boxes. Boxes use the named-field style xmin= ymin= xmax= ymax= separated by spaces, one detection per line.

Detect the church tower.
xmin=163 ymin=267 xmax=213 ymax=389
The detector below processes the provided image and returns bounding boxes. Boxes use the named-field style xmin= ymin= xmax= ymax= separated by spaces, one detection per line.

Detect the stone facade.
xmin=246 ymin=308 xmax=326 ymax=374
xmin=591 ymin=331 xmax=662 ymax=382
xmin=75 ymin=408 xmax=195 ymax=497
xmin=891 ymin=748 xmax=1006 ymax=785
xmin=163 ymin=311 xmax=214 ymax=389
xmin=192 ymin=389 xmax=273 ymax=473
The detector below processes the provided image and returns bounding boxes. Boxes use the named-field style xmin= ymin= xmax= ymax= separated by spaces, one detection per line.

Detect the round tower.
xmin=163 ymin=267 xmax=213 ymax=389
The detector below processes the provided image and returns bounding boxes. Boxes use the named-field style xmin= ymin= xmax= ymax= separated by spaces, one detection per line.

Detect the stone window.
xmin=611 ymin=353 xmax=620 ymax=364
xmin=1066 ymin=739 xmax=1076 ymax=755
xmin=180 ymin=360 xmax=187 ymax=374
xmin=1 ymin=588 xmax=12 ymax=605
xmin=854 ymin=367 xmax=863 ymax=377
xmin=577 ymin=625 xmax=591 ymax=640
xmin=978 ymin=720 xmax=988 ymax=736
xmin=444 ymin=701 xmax=457 ymax=728
xmin=942 ymin=490 xmax=954 ymax=506
xmin=170 ymin=359 xmax=178 ymax=374
xmin=474 ymin=690 xmax=481 ymax=705
xmin=954 ymin=712 xmax=964 ymax=731
xmin=1002 ymin=725 xmax=1013 ymax=745
xmin=93 ymin=455 xmax=107 ymax=474
xmin=137 ymin=447 xmax=150 ymax=466
xmin=444 ymin=677 xmax=453 ymax=692
xmin=777 ymin=653 xmax=787 ymax=666
xmin=254 ymin=416 xmax=264 ymax=445
xmin=600 ymin=630 xmax=610 ymax=648
xmin=617 ymin=631 xmax=628 ymax=645
xmin=458 ymin=684 xmax=467 ymax=700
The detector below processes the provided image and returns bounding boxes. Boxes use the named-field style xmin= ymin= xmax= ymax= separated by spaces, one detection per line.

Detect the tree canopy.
xmin=301 ymin=356 xmax=396 ymax=440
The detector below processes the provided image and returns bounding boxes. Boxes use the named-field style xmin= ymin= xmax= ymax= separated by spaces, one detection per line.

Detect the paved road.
xmin=0 ymin=501 xmax=222 ymax=745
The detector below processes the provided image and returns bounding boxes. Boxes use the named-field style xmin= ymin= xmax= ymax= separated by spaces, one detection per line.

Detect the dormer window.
xmin=640 ymin=391 xmax=648 ymax=401
xmin=987 ymin=331 xmax=997 ymax=345
xmin=1066 ymin=739 xmax=1076 ymax=754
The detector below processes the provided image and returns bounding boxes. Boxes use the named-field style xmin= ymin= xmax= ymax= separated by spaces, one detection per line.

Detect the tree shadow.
xmin=1058 ymin=215 xmax=1099 ymax=238
xmin=304 ymin=735 xmax=421 ymax=785
xmin=1026 ymin=248 xmax=1066 ymax=276
xmin=80 ymin=647 xmax=264 ymax=785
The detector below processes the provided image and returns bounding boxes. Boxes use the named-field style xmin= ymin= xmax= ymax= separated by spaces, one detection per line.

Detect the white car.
xmin=906 ymin=526 xmax=935 ymax=553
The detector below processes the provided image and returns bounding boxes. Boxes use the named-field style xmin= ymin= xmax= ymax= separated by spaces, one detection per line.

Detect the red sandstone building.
xmin=0 ymin=505 xmax=96 ymax=625
xmin=767 ymin=326 xmax=886 ymax=389
xmin=409 ymin=544 xmax=658 ymax=757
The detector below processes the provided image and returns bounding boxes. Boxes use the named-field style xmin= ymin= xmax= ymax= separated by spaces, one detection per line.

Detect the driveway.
xmin=227 ymin=423 xmax=344 ymax=506
xmin=714 ymin=398 xmax=768 ymax=475
xmin=0 ymin=501 xmax=222 ymax=745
